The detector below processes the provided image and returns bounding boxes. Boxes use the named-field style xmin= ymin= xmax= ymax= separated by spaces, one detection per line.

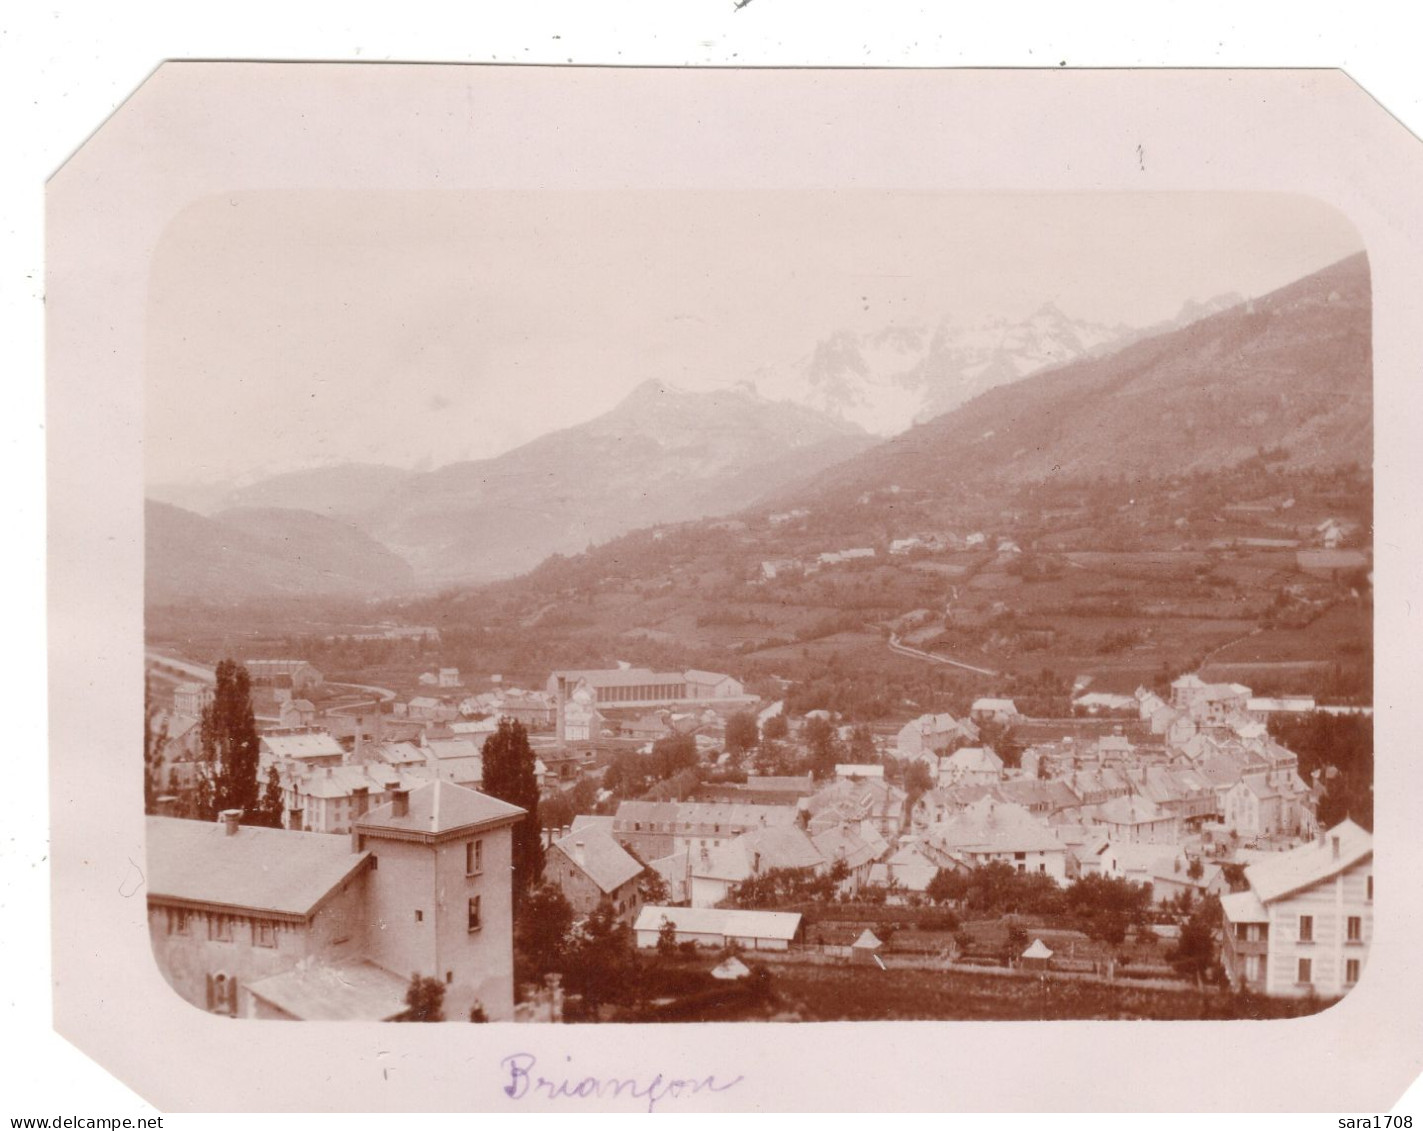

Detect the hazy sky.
xmin=145 ymin=191 xmax=1363 ymax=485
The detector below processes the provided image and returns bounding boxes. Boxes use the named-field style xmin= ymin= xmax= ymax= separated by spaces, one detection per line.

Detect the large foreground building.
xmin=147 ymin=780 xmax=524 ymax=1021
xmin=1219 ymin=819 xmax=1372 ymax=997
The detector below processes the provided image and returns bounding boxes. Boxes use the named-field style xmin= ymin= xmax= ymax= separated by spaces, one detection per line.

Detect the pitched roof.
xmin=145 ymin=815 xmax=370 ymax=919
xmin=357 ymin=779 xmax=524 ymax=838
xmin=570 ymin=813 xmax=615 ymax=836
xmin=694 ymin=825 xmax=823 ymax=882
xmin=294 ymin=764 xmax=422 ymax=799
xmin=616 ymin=800 xmax=797 ymax=831
xmin=1246 ymin=820 xmax=1372 ymax=904
xmin=1042 ymin=781 xmax=1082 ymax=809
xmin=809 ymin=823 xmax=887 ymax=870
xmin=425 ymin=737 xmax=482 ymax=760
xmin=244 ymin=959 xmax=408 ymax=1022
xmin=555 ymin=667 xmax=684 ymax=688
xmin=1220 ymin=888 xmax=1269 ymax=924
xmin=260 ymin=732 xmax=345 ymax=761
xmin=371 ymin=741 xmax=427 ymax=766
xmin=945 ymin=746 xmax=1004 ymax=772
xmin=1096 ymin=794 xmax=1169 ymax=826
xmin=710 ymin=956 xmax=752 ymax=980
xmin=552 ymin=828 xmax=643 ymax=894
xmin=683 ymin=669 xmax=736 ymax=685
xmin=930 ymin=798 xmax=1066 ymax=855
xmin=1022 ymin=938 xmax=1054 ymax=959
xmin=634 ymin=904 xmax=802 ymax=941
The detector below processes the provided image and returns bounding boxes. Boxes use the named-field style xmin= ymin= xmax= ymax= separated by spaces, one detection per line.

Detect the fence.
xmin=752 ymin=941 xmax=1195 ymax=991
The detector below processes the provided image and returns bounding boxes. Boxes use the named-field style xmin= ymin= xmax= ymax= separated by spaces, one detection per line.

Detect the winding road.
xmin=888 ymin=633 xmax=999 ymax=677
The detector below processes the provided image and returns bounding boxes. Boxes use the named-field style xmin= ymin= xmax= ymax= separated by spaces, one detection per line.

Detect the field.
xmin=637 ymin=961 xmax=1337 ymax=1023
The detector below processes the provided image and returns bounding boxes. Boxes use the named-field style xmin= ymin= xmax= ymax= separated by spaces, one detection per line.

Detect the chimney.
xmin=1331 ymin=835 xmax=1341 ymax=859
xmin=573 ymin=840 xmax=586 ymax=867
xmin=355 ymin=717 xmax=365 ymax=763
xmin=221 ymin=809 xmax=242 ymax=836
xmin=392 ymin=787 xmax=410 ymax=818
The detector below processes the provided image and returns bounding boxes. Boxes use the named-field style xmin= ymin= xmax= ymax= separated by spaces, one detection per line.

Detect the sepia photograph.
xmin=140 ymin=188 xmax=1373 ymax=1025
xmin=38 ymin=57 xmax=1423 ymax=1113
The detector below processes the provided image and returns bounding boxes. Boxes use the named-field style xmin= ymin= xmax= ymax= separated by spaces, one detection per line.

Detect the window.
xmin=1367 ymin=874 xmax=1373 ymax=901
xmin=1298 ymin=957 xmax=1312 ymax=984
xmin=1347 ymin=916 xmax=1362 ymax=942
xmin=168 ymin=908 xmax=191 ymax=936
xmin=415 ymin=909 xmax=424 ymax=923
xmin=253 ymin=920 xmax=276 ymax=948
xmin=468 ymin=896 xmax=482 ymax=932
xmin=209 ymin=972 xmax=236 ymax=1015
xmin=1298 ymin=915 xmax=1313 ymax=943
xmin=1346 ymin=958 xmax=1361 ymax=985
xmin=467 ymin=839 xmax=483 ymax=876
xmin=209 ymin=914 xmax=232 ymax=942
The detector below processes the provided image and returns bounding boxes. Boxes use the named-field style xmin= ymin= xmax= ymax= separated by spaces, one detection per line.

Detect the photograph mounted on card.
xmin=45 ymin=63 xmax=1423 ymax=1111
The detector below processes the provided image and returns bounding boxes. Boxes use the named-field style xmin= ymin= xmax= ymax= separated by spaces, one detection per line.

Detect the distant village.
xmin=143 ymin=641 xmax=1373 ymax=1023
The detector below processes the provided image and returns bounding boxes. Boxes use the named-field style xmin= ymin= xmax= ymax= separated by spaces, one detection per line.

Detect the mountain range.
xmin=787 ymin=252 xmax=1369 ymax=508
xmin=147 ymin=382 xmax=873 ymax=597
xmin=144 ymin=257 xmax=1367 ymax=602
xmin=145 ymin=501 xmax=416 ymax=604
xmin=749 ymin=294 xmax=1241 ymax=436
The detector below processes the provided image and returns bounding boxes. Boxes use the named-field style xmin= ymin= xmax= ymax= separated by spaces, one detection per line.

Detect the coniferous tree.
xmin=196 ymin=660 xmax=262 ymax=820
xmin=481 ymin=718 xmax=543 ymax=903
xmin=253 ymin=764 xmax=286 ymax=828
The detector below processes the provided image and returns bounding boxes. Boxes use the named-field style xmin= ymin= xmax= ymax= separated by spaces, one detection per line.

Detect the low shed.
xmin=634 ymin=905 xmax=803 ymax=951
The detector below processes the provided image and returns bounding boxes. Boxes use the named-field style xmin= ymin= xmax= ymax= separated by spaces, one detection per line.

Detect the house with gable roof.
xmin=689 ymin=824 xmax=823 ymax=908
xmin=544 ymin=827 xmax=644 ymax=925
xmin=937 ymin=745 xmax=1005 ymax=787
xmin=1219 ymin=820 xmax=1372 ymax=996
xmin=923 ymin=795 xmax=1070 ymax=883
xmin=1092 ymin=794 xmax=1181 ymax=845
xmin=895 ymin=712 xmax=979 ymax=761
xmin=970 ymin=698 xmax=1020 ymax=725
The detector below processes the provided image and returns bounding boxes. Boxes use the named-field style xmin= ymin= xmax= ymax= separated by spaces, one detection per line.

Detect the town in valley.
xmin=141 ymin=200 xmax=1373 ymax=1025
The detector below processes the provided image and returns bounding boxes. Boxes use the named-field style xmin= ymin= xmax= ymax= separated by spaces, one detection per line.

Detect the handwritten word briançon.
xmin=501 ymin=1053 xmax=745 ymax=1112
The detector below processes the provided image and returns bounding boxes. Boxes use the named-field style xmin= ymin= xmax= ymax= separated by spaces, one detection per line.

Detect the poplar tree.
xmin=480 ymin=717 xmax=543 ymax=903
xmin=196 ymin=660 xmax=262 ymax=820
